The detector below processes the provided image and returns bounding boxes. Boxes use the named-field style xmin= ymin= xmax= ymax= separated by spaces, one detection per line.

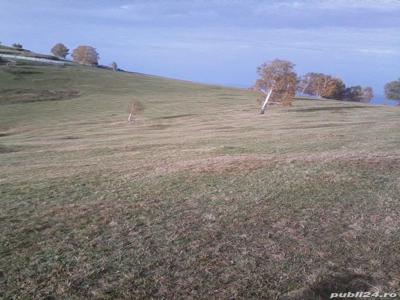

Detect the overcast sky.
xmin=1 ymin=0 xmax=399 ymax=95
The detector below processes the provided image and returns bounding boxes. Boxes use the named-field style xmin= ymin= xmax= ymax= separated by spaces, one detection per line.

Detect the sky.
xmin=1 ymin=0 xmax=399 ymax=98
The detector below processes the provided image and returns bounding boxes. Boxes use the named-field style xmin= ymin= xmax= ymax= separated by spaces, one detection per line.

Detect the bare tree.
xmin=72 ymin=45 xmax=99 ymax=66
xmin=128 ymin=100 xmax=144 ymax=123
xmin=255 ymin=59 xmax=297 ymax=113
xmin=298 ymin=73 xmax=312 ymax=95
xmin=51 ymin=43 xmax=69 ymax=59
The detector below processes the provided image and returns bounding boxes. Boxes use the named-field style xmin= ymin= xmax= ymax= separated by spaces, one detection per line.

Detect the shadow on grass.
xmin=146 ymin=124 xmax=171 ymax=130
xmin=60 ymin=136 xmax=80 ymax=140
xmin=281 ymin=270 xmax=374 ymax=300
xmin=157 ymin=114 xmax=197 ymax=120
xmin=0 ymin=144 xmax=23 ymax=153
xmin=0 ymin=89 xmax=80 ymax=104
xmin=281 ymin=123 xmax=344 ymax=130
xmin=290 ymin=106 xmax=374 ymax=113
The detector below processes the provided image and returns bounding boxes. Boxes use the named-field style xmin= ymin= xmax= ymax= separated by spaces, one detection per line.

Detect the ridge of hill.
xmin=0 ymin=44 xmax=68 ymax=63
xmin=0 ymin=45 xmax=117 ymax=70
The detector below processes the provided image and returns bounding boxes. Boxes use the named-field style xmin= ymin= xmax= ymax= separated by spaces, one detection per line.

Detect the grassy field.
xmin=1 ymin=63 xmax=400 ymax=299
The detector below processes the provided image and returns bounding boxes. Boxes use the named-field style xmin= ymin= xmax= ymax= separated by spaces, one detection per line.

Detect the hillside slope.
xmin=1 ymin=63 xmax=400 ymax=299
xmin=0 ymin=64 xmax=252 ymax=127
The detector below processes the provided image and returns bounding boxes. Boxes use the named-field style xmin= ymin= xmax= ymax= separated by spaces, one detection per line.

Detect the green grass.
xmin=1 ymin=63 xmax=400 ymax=299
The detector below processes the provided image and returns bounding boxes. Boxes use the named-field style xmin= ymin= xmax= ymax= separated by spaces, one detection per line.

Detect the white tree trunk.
xmin=260 ymin=89 xmax=273 ymax=114
xmin=128 ymin=113 xmax=134 ymax=123
xmin=301 ymin=79 xmax=310 ymax=95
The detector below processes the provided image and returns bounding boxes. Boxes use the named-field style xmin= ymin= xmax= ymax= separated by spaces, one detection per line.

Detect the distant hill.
xmin=0 ymin=55 xmax=249 ymax=129
xmin=0 ymin=45 xmax=117 ymax=70
xmin=0 ymin=44 xmax=69 ymax=64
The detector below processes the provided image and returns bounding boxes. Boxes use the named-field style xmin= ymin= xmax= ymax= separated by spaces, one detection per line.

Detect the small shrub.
xmin=128 ymin=100 xmax=144 ymax=123
xmin=12 ymin=43 xmax=23 ymax=49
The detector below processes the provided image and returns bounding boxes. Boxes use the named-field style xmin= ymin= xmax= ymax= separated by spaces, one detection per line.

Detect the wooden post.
xmin=260 ymin=89 xmax=273 ymax=114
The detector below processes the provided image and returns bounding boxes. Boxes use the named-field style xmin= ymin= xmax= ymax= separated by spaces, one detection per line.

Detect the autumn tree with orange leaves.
xmin=72 ymin=45 xmax=99 ymax=66
xmin=298 ymin=72 xmax=345 ymax=99
xmin=255 ymin=59 xmax=297 ymax=109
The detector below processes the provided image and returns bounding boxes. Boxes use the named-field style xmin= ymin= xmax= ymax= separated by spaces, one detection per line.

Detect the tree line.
xmin=255 ymin=59 xmax=400 ymax=108
xmin=50 ymin=43 xmax=118 ymax=71
xmin=51 ymin=43 xmax=99 ymax=66
xmin=5 ymin=42 xmax=399 ymax=106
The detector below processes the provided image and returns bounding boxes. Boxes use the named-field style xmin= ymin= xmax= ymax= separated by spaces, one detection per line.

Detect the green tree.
xmin=343 ymin=86 xmax=363 ymax=102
